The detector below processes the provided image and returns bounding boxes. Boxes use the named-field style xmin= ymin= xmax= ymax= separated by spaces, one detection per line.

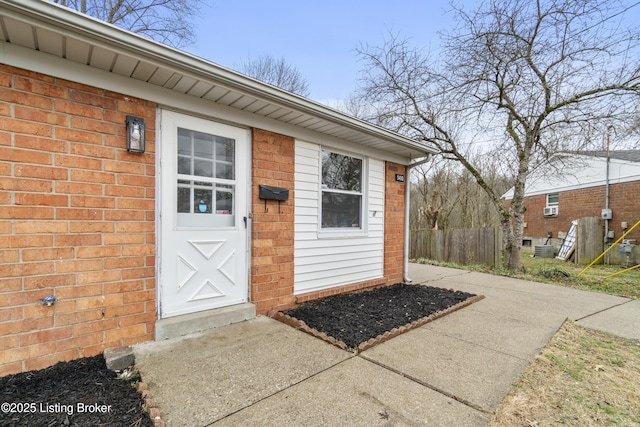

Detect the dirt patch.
xmin=275 ymin=283 xmax=482 ymax=351
xmin=488 ymin=321 xmax=640 ymax=426
xmin=0 ymin=355 xmax=154 ymax=427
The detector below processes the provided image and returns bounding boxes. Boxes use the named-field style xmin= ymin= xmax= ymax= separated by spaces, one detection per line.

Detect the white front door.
xmin=160 ymin=110 xmax=249 ymax=318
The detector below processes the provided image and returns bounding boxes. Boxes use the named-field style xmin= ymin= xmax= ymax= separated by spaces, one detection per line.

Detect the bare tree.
xmin=52 ymin=0 xmax=202 ymax=48
xmin=238 ymin=55 xmax=311 ymax=97
xmin=357 ymin=0 xmax=640 ymax=270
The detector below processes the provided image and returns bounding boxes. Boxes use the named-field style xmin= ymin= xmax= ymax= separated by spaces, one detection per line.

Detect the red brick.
xmin=55 ymin=259 xmax=103 ymax=273
xmin=14 ymin=76 xmax=68 ymax=99
xmin=0 ymin=306 xmax=23 ymax=322
xmin=104 ymin=280 xmax=145 ymax=294
xmin=24 ymin=350 xmax=76 ymax=371
xmin=0 ymin=317 xmax=54 ymax=337
xmin=76 ymin=270 xmax=121 ymax=284
xmin=104 ymin=160 xmax=145 ymax=174
xmin=55 ymin=181 xmax=103 ymax=195
xmin=3 ymin=234 xmax=53 ymax=248
xmin=23 ymin=273 xmax=75 ymax=290
xmin=70 ymin=90 xmax=116 ymax=109
xmin=22 ymin=247 xmax=74 ymax=261
xmin=0 ymin=177 xmax=52 ymax=192
xmin=76 ymin=294 xmax=122 ymax=310
xmin=14 ymin=221 xmax=68 ymax=234
xmin=70 ymin=195 xmax=116 ymax=208
xmin=69 ymin=142 xmax=116 ymax=159
xmin=70 ymin=169 xmax=115 ymax=184
xmin=0 ymin=146 xmax=52 ymax=164
xmin=0 ymin=363 xmax=22 ymax=377
xmin=14 ymin=164 xmax=67 ymax=180
xmin=54 ymin=154 xmax=103 ymax=170
xmin=55 ymin=284 xmax=103 ymax=299
xmin=55 ymin=208 xmax=103 ymax=221
xmin=21 ymin=327 xmax=73 ymax=346
xmin=104 ymin=257 xmax=145 ymax=270
xmin=72 ymin=319 xmax=117 ymax=337
xmin=54 ymin=99 xmax=102 ymax=119
xmin=105 ymin=324 xmax=145 ymax=342
xmin=0 ymin=117 xmax=52 ymax=137
xmin=0 ymin=87 xmax=53 ymax=109
xmin=0 ymin=262 xmax=54 ymax=278
xmin=54 ymin=310 xmax=102 ymax=327
xmin=15 ymin=193 xmax=68 ymax=207
xmin=104 ymin=185 xmax=145 ymax=197
xmin=69 ymin=221 xmax=114 ymax=233
xmin=0 ymin=342 xmax=56 ymax=365
xmin=54 ymin=234 xmax=102 ymax=247
xmin=70 ymin=116 xmax=116 ymax=134
xmin=56 ymin=333 xmax=103 ymax=352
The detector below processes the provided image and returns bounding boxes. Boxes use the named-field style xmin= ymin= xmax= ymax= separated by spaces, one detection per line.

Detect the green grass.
xmin=415 ymin=253 xmax=640 ymax=299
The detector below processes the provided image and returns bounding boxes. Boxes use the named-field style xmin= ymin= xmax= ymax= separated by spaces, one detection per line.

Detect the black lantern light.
xmin=126 ymin=115 xmax=145 ymax=153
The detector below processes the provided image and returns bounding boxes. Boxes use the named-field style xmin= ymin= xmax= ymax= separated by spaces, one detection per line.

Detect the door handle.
xmin=243 ymin=216 xmax=247 ymax=229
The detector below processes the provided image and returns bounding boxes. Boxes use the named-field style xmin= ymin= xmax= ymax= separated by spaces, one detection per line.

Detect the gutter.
xmin=403 ymin=155 xmax=432 ymax=283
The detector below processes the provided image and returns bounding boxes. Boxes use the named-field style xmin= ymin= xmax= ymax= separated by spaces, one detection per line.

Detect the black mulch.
xmin=0 ymin=355 xmax=153 ymax=427
xmin=283 ymin=283 xmax=477 ymax=349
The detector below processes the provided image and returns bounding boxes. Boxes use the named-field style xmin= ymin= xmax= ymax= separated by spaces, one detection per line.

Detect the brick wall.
xmin=0 ymin=64 xmax=156 ymax=375
xmin=250 ymin=129 xmax=295 ymax=315
xmin=384 ymin=162 xmax=407 ymax=283
xmin=523 ymin=181 xmax=640 ymax=242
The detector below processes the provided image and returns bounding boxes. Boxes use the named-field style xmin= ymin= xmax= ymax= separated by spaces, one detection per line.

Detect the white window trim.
xmin=318 ymin=148 xmax=368 ymax=238
xmin=546 ymin=193 xmax=559 ymax=207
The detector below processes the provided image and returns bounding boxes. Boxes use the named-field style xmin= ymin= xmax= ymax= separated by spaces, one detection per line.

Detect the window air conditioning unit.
xmin=543 ymin=206 xmax=558 ymax=216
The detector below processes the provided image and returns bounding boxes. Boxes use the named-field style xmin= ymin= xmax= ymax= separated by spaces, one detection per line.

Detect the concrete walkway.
xmin=133 ymin=264 xmax=638 ymax=426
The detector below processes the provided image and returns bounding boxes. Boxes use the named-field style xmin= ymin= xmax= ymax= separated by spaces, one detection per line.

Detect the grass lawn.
xmin=489 ymin=321 xmax=640 ymax=427
xmin=517 ymin=253 xmax=640 ymax=300
xmin=416 ymin=252 xmax=640 ymax=299
xmin=414 ymin=254 xmax=640 ymax=426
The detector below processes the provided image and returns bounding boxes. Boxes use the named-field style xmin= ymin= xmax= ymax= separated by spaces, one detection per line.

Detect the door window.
xmin=176 ymin=127 xmax=236 ymax=227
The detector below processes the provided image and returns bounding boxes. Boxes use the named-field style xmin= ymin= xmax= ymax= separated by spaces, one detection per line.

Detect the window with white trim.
xmin=546 ymin=193 xmax=559 ymax=207
xmin=321 ymin=150 xmax=363 ymax=229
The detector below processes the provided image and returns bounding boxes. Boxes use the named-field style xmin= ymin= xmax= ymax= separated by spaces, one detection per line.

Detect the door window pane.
xmin=216 ymin=185 xmax=233 ymax=214
xmin=176 ymin=127 xmax=236 ymax=228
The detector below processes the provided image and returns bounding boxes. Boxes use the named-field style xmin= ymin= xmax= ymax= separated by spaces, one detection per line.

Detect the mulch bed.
xmin=0 ymin=355 xmax=154 ymax=427
xmin=272 ymin=283 xmax=484 ymax=352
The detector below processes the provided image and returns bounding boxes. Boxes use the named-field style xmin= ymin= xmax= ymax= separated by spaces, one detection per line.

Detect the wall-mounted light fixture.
xmin=126 ymin=115 xmax=145 ymax=153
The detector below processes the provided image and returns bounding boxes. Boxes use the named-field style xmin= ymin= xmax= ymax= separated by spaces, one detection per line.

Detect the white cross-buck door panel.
xmin=160 ymin=110 xmax=249 ymax=318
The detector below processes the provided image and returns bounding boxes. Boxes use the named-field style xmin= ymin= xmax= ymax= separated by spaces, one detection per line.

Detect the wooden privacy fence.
xmin=410 ymin=227 xmax=503 ymax=268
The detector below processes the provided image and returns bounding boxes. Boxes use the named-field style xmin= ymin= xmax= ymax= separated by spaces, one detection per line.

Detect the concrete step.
xmin=154 ymin=303 xmax=256 ymax=341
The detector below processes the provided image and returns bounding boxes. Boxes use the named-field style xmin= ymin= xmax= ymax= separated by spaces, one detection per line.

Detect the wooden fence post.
xmin=576 ymin=216 xmax=604 ymax=265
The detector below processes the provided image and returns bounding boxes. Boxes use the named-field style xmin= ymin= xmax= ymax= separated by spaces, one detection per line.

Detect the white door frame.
xmin=156 ymin=109 xmax=251 ymax=319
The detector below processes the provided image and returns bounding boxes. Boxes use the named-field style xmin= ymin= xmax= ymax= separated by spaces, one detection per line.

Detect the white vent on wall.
xmin=543 ymin=206 xmax=558 ymax=216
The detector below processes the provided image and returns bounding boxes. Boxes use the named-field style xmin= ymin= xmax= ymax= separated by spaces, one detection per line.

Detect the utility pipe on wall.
xmin=403 ymin=154 xmax=432 ymax=283
xmin=605 ymin=127 xmax=611 ymax=246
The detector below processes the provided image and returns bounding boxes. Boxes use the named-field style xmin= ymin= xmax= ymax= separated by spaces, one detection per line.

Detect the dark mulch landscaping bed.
xmin=0 ymin=355 xmax=153 ymax=427
xmin=279 ymin=283 xmax=481 ymax=350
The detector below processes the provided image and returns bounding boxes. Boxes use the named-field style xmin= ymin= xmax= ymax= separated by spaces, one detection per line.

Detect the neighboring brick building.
xmin=503 ymin=151 xmax=640 ymax=257
xmin=0 ymin=1 xmax=434 ymax=374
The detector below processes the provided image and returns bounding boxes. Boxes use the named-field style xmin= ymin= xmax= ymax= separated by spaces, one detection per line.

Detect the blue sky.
xmin=186 ymin=1 xmax=457 ymax=103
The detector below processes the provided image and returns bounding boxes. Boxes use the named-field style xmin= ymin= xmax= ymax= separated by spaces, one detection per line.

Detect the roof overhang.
xmin=0 ymin=0 xmax=435 ymax=162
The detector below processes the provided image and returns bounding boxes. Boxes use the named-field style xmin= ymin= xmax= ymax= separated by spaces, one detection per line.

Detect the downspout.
xmin=604 ymin=128 xmax=611 ymax=255
xmin=403 ymin=154 xmax=432 ymax=283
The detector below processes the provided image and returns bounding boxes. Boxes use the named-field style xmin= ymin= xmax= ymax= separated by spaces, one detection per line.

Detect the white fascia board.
xmin=0 ymin=41 xmax=414 ymax=165
xmin=0 ymin=0 xmax=434 ymax=158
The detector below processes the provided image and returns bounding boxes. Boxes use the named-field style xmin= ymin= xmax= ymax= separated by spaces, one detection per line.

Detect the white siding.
xmin=294 ymin=140 xmax=385 ymax=294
